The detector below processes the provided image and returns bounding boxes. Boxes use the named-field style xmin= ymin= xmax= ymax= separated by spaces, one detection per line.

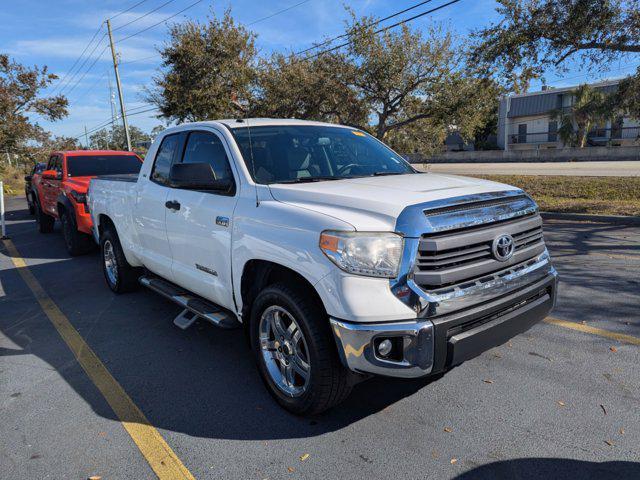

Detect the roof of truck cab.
xmin=189 ymin=118 xmax=357 ymax=130
xmin=54 ymin=150 xmax=140 ymax=157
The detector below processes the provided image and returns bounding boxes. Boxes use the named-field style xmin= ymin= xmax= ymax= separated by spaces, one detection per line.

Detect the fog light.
xmin=377 ymin=339 xmax=393 ymax=357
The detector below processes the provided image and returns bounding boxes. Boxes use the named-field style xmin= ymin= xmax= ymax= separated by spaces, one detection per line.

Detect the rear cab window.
xmin=66 ymin=155 xmax=142 ymax=177
xmin=151 ymin=134 xmax=181 ymax=185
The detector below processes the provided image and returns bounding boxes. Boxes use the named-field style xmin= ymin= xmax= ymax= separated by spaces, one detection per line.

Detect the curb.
xmin=541 ymin=211 xmax=640 ymax=226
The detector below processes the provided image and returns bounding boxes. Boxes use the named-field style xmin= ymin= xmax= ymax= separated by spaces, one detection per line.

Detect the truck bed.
xmin=95 ymin=173 xmax=139 ymax=183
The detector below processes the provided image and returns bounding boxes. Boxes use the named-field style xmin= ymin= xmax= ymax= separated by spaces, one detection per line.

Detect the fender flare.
xmin=56 ymin=194 xmax=75 ymax=219
xmin=30 ymin=185 xmax=41 ymax=205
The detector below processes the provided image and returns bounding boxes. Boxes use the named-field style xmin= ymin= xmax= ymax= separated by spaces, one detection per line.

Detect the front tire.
xmin=250 ymin=283 xmax=352 ymax=415
xmin=100 ymin=227 xmax=141 ymax=293
xmin=61 ymin=210 xmax=92 ymax=256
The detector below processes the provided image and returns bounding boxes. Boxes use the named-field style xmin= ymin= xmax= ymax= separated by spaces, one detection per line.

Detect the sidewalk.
xmin=415 ymin=161 xmax=640 ymax=176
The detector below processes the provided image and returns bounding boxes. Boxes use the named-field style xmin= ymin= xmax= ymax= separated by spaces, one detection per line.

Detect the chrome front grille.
xmin=413 ymin=214 xmax=546 ymax=289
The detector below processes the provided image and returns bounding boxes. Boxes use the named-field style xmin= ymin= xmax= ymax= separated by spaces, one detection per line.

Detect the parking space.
xmin=1 ymin=196 xmax=639 ymax=479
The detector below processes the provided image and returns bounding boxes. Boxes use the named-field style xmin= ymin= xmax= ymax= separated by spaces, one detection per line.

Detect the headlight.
xmin=319 ymin=231 xmax=403 ymax=278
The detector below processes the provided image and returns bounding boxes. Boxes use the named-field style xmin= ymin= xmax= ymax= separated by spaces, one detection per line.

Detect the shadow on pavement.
xmin=454 ymin=458 xmax=640 ymax=480
xmin=0 ymin=228 xmax=440 ymax=441
xmin=1 ymin=197 xmax=638 ymax=443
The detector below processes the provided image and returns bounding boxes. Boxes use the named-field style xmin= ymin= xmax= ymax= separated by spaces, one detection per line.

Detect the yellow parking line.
xmin=2 ymin=239 xmax=195 ymax=480
xmin=544 ymin=316 xmax=640 ymax=346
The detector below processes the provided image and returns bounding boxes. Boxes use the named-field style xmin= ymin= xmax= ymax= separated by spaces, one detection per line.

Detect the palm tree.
xmin=553 ymin=84 xmax=614 ymax=147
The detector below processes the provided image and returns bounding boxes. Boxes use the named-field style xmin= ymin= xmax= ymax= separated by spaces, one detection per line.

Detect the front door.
xmin=42 ymin=155 xmax=62 ymax=217
xmin=165 ymin=129 xmax=239 ymax=309
xmin=134 ymin=133 xmax=182 ymax=280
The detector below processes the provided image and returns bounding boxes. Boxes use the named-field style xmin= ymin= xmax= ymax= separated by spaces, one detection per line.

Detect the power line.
xmin=58 ymin=36 xmax=108 ymax=94
xmin=248 ymin=0 xmax=313 ymax=26
xmin=112 ymin=0 xmax=178 ymax=31
xmin=301 ymin=0 xmax=463 ymax=61
xmin=51 ymin=24 xmax=105 ymax=94
xmin=119 ymin=0 xmax=312 ymax=65
xmin=67 ymin=69 xmax=109 ymax=104
xmin=64 ymin=45 xmax=110 ymax=95
xmin=74 ymin=105 xmax=160 ymax=140
xmin=120 ymin=54 xmax=159 ymax=65
xmin=109 ymin=0 xmax=151 ymax=21
xmin=116 ymin=0 xmax=205 ymax=44
xmin=294 ymin=0 xmax=435 ymax=57
xmin=72 ymin=0 xmax=461 ymax=135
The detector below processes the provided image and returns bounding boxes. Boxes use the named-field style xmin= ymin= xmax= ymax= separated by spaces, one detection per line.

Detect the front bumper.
xmin=331 ymin=270 xmax=558 ymax=378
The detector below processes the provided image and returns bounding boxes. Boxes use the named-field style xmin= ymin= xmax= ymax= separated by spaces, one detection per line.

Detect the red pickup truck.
xmin=34 ymin=150 xmax=142 ymax=255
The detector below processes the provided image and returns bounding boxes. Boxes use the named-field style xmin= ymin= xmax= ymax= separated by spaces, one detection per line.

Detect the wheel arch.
xmin=239 ymin=260 xmax=327 ymax=338
xmin=56 ymin=194 xmax=74 ymax=219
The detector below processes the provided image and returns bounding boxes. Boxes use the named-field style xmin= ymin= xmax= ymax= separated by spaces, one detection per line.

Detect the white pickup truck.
xmin=88 ymin=119 xmax=558 ymax=414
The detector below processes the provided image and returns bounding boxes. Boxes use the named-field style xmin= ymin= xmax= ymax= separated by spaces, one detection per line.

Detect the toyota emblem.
xmin=492 ymin=234 xmax=515 ymax=261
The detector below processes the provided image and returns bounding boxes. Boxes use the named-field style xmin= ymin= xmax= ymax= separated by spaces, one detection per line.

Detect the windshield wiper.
xmin=275 ymin=176 xmax=343 ymax=184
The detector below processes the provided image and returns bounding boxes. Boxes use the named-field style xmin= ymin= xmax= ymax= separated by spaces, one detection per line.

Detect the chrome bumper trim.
xmin=330 ymin=318 xmax=434 ymax=378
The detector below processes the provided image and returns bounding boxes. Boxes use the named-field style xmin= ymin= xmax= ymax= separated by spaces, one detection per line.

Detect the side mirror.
xmin=42 ymin=169 xmax=61 ymax=180
xmin=169 ymin=163 xmax=234 ymax=193
xmin=24 ymin=175 xmax=32 ymax=182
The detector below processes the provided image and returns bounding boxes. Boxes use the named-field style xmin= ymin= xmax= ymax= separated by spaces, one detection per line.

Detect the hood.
xmin=268 ymin=173 xmax=520 ymax=231
xmin=64 ymin=176 xmax=93 ymax=192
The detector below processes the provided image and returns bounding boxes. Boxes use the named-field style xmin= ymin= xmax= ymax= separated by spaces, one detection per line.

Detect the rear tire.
xmin=28 ymin=195 xmax=35 ymax=215
xmin=250 ymin=283 xmax=352 ymax=415
xmin=100 ymin=227 xmax=141 ymax=293
xmin=35 ymin=201 xmax=54 ymax=233
xmin=61 ymin=210 xmax=92 ymax=256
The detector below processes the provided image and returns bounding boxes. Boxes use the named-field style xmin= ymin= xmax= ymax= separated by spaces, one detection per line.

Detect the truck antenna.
xmin=232 ymin=98 xmax=259 ymax=207
xmin=245 ymin=118 xmax=259 ymax=208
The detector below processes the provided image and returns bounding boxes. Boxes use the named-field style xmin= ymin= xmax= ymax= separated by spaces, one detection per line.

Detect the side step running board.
xmin=139 ymin=276 xmax=240 ymax=329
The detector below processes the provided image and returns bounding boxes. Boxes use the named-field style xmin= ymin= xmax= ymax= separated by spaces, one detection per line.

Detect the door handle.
xmin=165 ymin=200 xmax=181 ymax=211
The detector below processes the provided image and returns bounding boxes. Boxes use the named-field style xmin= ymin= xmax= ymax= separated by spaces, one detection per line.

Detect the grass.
xmin=0 ymin=164 xmax=27 ymax=197
xmin=468 ymin=175 xmax=640 ymax=216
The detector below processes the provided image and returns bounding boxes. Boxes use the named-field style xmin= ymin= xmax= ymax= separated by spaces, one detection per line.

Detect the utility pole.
xmin=84 ymin=125 xmax=89 ymax=149
xmin=106 ymin=19 xmax=132 ymax=151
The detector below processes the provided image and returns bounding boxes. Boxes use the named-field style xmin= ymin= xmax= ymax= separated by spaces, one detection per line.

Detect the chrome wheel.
xmin=103 ymin=240 xmax=118 ymax=286
xmin=259 ymin=305 xmax=311 ymax=397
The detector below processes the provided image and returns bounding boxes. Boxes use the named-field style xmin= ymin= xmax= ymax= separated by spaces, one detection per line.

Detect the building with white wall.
xmin=497 ymin=80 xmax=640 ymax=150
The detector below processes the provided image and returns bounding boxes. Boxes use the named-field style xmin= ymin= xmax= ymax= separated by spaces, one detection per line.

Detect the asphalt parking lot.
xmin=1 ymin=196 xmax=639 ymax=480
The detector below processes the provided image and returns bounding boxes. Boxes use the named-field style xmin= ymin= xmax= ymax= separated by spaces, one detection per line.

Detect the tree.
xmin=256 ymin=13 xmax=499 ymax=152
xmin=150 ymin=9 xmax=499 ymax=153
xmin=471 ymin=0 xmax=640 ymax=90
xmin=148 ymin=9 xmax=257 ymax=122
xmin=553 ymin=84 xmax=614 ymax=147
xmin=252 ymin=52 xmax=367 ymax=127
xmin=0 ymin=54 xmax=68 ymax=157
xmin=90 ymin=125 xmax=151 ymax=152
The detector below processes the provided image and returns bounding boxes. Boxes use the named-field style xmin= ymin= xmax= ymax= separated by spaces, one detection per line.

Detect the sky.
xmin=2 ymin=0 xmax=639 ymax=143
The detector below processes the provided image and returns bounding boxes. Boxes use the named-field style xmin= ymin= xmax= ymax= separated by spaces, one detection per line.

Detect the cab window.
xmin=151 ymin=134 xmax=180 ymax=185
xmin=181 ymin=131 xmax=234 ymax=185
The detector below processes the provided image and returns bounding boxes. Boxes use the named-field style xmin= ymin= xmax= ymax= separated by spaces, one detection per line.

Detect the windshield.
xmin=230 ymin=125 xmax=415 ymax=184
xmin=66 ymin=155 xmax=142 ymax=177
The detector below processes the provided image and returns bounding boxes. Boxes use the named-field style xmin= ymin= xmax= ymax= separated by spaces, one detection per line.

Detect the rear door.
xmin=134 ymin=133 xmax=183 ymax=280
xmin=165 ymin=129 xmax=239 ymax=309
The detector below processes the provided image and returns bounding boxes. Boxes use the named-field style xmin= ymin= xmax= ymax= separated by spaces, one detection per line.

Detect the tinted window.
xmin=152 ymin=134 xmax=179 ymax=184
xmin=66 ymin=155 xmax=141 ymax=177
xmin=182 ymin=132 xmax=233 ymax=182
xmin=230 ymin=125 xmax=414 ymax=184
xmin=47 ymin=156 xmax=57 ymax=170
